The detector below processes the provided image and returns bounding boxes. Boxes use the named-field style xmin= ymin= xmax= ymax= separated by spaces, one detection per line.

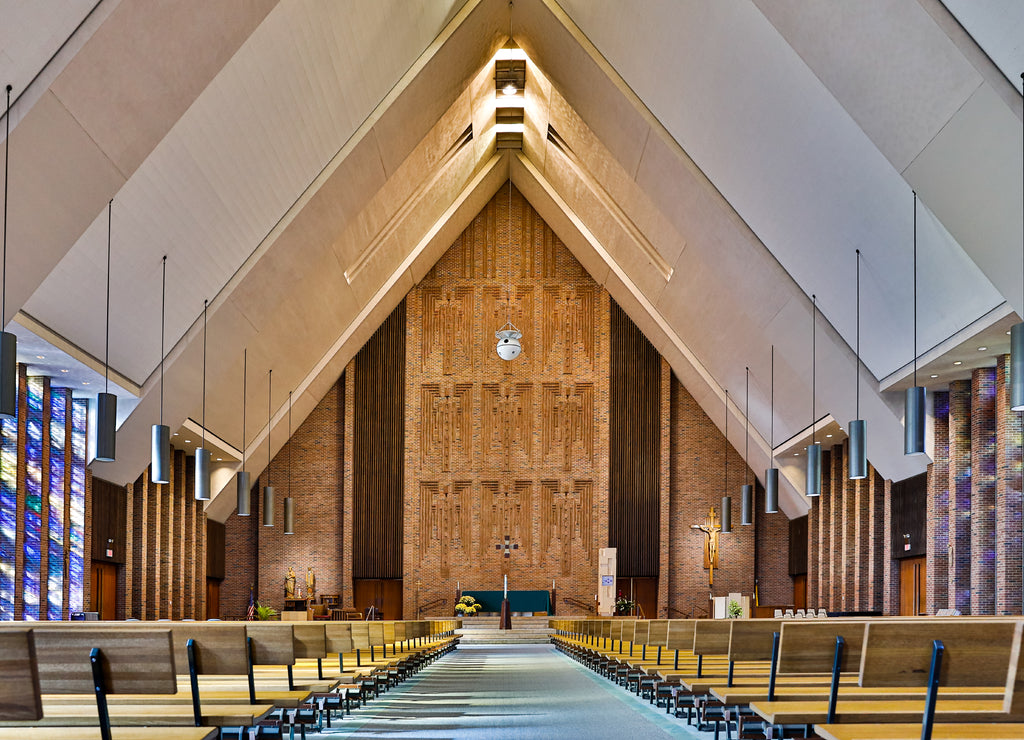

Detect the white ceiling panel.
xmin=556 ymin=0 xmax=1004 ymax=382
xmin=0 ymin=0 xmax=98 ymax=106
xmin=24 ymin=0 xmax=464 ymax=386
xmin=942 ymin=0 xmax=1024 ymax=94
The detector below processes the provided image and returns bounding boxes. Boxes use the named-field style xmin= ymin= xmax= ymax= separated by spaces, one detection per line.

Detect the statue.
xmin=306 ymin=567 xmax=316 ymax=600
xmin=691 ymin=507 xmax=722 ymax=588
xmin=285 ymin=567 xmax=296 ymax=598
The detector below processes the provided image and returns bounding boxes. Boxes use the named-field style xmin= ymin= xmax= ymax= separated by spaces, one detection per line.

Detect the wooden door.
xmin=620 ymin=577 xmax=658 ymax=619
xmin=90 ymin=561 xmax=117 ymax=620
xmin=793 ymin=574 xmax=807 ymax=611
xmin=354 ymin=579 xmax=403 ymax=620
xmin=899 ymin=556 xmax=926 ymax=616
xmin=206 ymin=578 xmax=221 ymax=620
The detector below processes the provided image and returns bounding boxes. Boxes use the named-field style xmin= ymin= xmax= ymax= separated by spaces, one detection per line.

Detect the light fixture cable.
xmin=159 ymin=255 xmax=166 ymax=426
xmin=267 ymin=369 xmax=272 ymax=489
xmin=241 ymin=349 xmax=247 ymax=469
xmin=855 ymin=251 xmax=860 ymax=420
xmin=913 ymin=191 xmax=918 ymax=389
xmin=288 ymin=390 xmax=292 ymax=500
xmin=105 ymin=200 xmax=112 ymax=394
xmin=812 ymin=294 xmax=816 ymax=446
xmin=745 ymin=367 xmax=750 ymax=487
xmin=2 ymin=85 xmax=9 ymax=325
xmin=201 ymin=299 xmax=207 ymax=450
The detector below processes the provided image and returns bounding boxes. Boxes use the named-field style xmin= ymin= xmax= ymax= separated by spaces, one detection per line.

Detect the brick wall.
xmin=926 ymin=355 xmax=1022 ymax=616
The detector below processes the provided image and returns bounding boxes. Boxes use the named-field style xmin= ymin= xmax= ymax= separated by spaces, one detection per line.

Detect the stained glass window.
xmin=48 ymin=389 xmax=66 ymax=620
xmin=0 ymin=415 xmax=15 ymax=621
xmin=23 ymin=377 xmax=43 ymax=620
xmin=68 ymin=398 xmax=87 ymax=613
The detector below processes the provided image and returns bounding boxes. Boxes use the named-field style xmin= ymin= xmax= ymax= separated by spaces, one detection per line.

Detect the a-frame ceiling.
xmin=0 ymin=0 xmax=1021 ymax=521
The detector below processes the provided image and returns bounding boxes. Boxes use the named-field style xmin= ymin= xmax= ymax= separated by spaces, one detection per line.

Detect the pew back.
xmin=860 ymin=620 xmax=1019 ymax=688
xmin=666 ymin=620 xmax=695 ymax=650
xmin=727 ymin=619 xmax=783 ymax=662
xmin=0 ymin=630 xmax=42 ymax=720
xmin=34 ymin=628 xmax=177 ymax=694
xmin=777 ymin=621 xmax=866 ymax=675
xmin=692 ymin=619 xmax=732 ymax=656
xmin=245 ymin=624 xmax=296 ymax=666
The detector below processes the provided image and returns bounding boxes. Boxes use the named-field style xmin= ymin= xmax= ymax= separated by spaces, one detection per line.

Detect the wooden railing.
xmin=562 ymin=596 xmax=595 ymax=613
xmin=418 ymin=597 xmax=448 ymax=615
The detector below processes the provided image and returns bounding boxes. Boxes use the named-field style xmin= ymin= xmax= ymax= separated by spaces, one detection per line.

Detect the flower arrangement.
xmin=727 ymin=599 xmax=743 ymax=619
xmin=615 ymin=596 xmax=636 ymax=615
xmin=455 ymin=595 xmax=480 ymax=615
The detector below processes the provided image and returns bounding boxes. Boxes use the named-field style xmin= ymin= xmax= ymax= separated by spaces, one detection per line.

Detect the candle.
xmin=504 ymin=575 xmax=507 ymax=599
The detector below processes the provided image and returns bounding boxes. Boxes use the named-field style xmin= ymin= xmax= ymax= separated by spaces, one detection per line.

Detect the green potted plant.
xmin=455 ymin=595 xmax=480 ymax=616
xmin=727 ymin=599 xmax=743 ymax=619
xmin=255 ymin=603 xmax=278 ymax=621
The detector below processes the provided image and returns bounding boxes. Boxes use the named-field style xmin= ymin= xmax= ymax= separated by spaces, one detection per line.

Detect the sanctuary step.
xmin=456 ymin=615 xmax=554 ymax=645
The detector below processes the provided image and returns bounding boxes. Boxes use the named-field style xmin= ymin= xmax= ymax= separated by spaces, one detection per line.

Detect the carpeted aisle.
xmin=310 ymin=644 xmax=701 ymax=739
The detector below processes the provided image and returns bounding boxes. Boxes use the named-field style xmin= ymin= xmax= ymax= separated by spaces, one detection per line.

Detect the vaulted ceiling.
xmin=1 ymin=0 xmax=1021 ymax=521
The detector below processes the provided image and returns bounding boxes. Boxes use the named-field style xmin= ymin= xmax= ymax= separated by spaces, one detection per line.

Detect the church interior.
xmin=0 ymin=1 xmax=1023 ymax=738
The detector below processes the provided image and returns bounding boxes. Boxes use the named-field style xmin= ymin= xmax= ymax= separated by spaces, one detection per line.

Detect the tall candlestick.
xmin=504 ymin=574 xmax=507 ymax=599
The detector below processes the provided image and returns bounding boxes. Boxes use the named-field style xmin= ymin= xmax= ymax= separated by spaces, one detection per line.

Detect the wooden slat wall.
xmin=609 ymin=300 xmax=661 ymax=577
xmin=353 ymin=301 xmax=406 ymax=579
xmin=91 ymin=477 xmax=127 ymax=565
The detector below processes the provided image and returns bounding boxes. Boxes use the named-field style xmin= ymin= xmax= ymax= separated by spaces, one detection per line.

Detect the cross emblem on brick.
xmin=495 ymin=535 xmax=518 ymax=558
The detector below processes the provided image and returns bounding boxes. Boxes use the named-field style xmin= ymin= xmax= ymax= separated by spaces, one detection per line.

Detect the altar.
xmin=461 ymin=590 xmax=550 ymax=614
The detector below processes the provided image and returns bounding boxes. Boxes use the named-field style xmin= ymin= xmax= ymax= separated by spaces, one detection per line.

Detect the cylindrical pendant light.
xmin=849 ymin=250 xmax=867 ymax=479
xmin=95 ymin=199 xmax=117 ymax=461
xmin=283 ymin=390 xmax=294 ymax=535
xmin=0 ymin=86 xmax=18 ymax=420
xmin=806 ymin=295 xmax=821 ymax=497
xmin=262 ymin=369 xmax=274 ymax=527
xmin=765 ymin=345 xmax=779 ymax=514
xmin=1011 ymin=73 xmax=1024 ymax=411
xmin=721 ymin=389 xmax=733 ymax=533
xmin=236 ymin=348 xmax=250 ymax=516
xmin=151 ymin=255 xmax=170 ymax=484
xmin=741 ymin=366 xmax=753 ymax=525
xmin=905 ymin=192 xmax=925 ymax=455
xmin=195 ymin=300 xmax=211 ymax=501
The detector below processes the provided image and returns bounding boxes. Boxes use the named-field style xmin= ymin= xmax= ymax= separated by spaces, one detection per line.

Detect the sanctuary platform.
xmin=455 ymin=615 xmax=554 ymax=645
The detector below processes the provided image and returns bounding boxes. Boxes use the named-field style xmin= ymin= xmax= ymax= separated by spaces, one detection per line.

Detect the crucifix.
xmin=691 ymin=507 xmax=721 ymax=588
xmin=495 ymin=534 xmax=519 ymax=558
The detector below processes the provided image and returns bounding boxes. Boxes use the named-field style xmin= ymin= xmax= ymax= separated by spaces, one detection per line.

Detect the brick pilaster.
xmin=927 ymin=391 xmax=950 ymax=614
xmin=995 ymin=355 xmax=1023 ymax=614
xmin=948 ymin=379 xmax=972 ymax=613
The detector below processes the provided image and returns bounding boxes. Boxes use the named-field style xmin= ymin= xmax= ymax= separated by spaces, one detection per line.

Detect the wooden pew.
xmin=0 ymin=627 xmax=261 ymax=734
xmin=749 ymin=620 xmax=1022 ymax=729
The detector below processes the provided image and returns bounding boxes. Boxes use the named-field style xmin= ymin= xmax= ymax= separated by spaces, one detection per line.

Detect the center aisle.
xmin=312 ymin=644 xmax=699 ymax=739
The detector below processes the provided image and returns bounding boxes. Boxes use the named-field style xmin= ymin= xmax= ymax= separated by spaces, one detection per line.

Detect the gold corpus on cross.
xmin=691 ymin=506 xmax=721 ymax=587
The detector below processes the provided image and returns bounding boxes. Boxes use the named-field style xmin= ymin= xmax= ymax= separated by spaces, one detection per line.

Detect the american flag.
xmin=246 ymin=587 xmax=256 ymax=621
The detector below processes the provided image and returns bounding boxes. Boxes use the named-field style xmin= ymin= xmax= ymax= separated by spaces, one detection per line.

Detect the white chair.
xmin=816 ymin=609 xmax=828 ymax=618
xmin=795 ymin=609 xmax=806 ymax=618
xmin=773 ymin=609 xmax=783 ymax=618
xmin=783 ymin=609 xmax=794 ymax=618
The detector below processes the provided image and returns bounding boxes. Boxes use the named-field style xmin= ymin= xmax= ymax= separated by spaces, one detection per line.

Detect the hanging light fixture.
xmin=741 ymin=367 xmax=753 ymax=525
xmin=495 ymin=181 xmax=522 ymax=360
xmin=195 ymin=300 xmax=211 ymax=501
xmin=806 ymin=295 xmax=821 ymax=497
xmin=151 ymin=255 xmax=170 ymax=484
xmin=765 ymin=345 xmax=779 ymax=514
xmin=236 ymin=349 xmax=250 ymax=516
xmin=721 ymin=389 xmax=733 ymax=533
xmin=262 ymin=369 xmax=274 ymax=527
xmin=849 ymin=250 xmax=867 ymax=479
xmin=905 ymin=192 xmax=926 ymax=455
xmin=0 ymin=85 xmax=17 ymax=420
xmin=1011 ymin=73 xmax=1024 ymax=412
xmin=283 ymin=390 xmax=295 ymax=535
xmin=95 ymin=199 xmax=117 ymax=461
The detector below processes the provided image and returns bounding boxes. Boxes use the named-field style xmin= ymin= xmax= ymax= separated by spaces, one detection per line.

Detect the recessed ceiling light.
xmin=954 ymin=361 xmax=963 ymax=366
xmin=185 ymin=440 xmax=191 ymax=444
xmin=794 ymin=452 xmax=799 ymax=456
xmin=1007 ymin=331 xmax=1012 ymax=336
xmin=82 ymin=381 xmax=90 ymax=385
xmin=173 ymin=433 xmax=179 ymax=437
xmin=216 ymin=458 xmax=223 ymax=462
xmin=501 ymin=82 xmax=518 ymax=96
xmin=930 ymin=374 xmax=938 ymax=378
xmin=60 ymin=369 xmax=68 ymax=373
xmin=978 ymin=346 xmax=987 ymax=351
xmin=826 ymin=434 xmax=833 ymax=438
xmin=35 ymin=355 xmax=44 ymax=360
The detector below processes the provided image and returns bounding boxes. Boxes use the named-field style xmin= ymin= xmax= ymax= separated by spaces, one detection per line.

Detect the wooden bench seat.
xmin=0 ymin=628 xmax=239 ymax=738
xmin=814 ymin=722 xmax=1024 ymax=740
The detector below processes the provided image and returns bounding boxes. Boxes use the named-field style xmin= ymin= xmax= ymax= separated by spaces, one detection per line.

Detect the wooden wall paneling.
xmin=353 ymin=300 xmax=405 ymax=580
xmin=788 ymin=516 xmax=808 ymax=576
xmin=90 ymin=478 xmax=127 ymax=564
xmin=207 ymin=520 xmax=226 ymax=580
xmin=891 ymin=473 xmax=927 ymax=560
xmin=609 ymin=300 xmax=661 ymax=578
